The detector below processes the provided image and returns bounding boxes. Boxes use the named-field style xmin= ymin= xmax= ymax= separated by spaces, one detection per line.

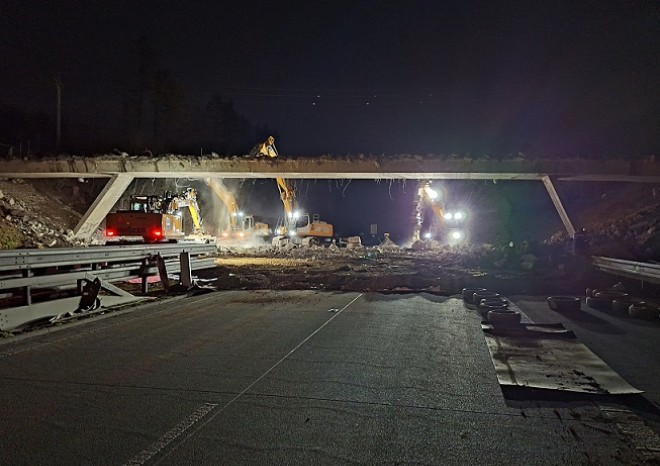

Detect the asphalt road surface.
xmin=0 ymin=291 xmax=658 ymax=465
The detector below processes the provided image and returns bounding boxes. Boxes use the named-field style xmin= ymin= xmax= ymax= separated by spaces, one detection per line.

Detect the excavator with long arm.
xmin=275 ymin=177 xmax=298 ymax=234
xmin=414 ymin=181 xmax=466 ymax=244
xmin=256 ymin=137 xmax=334 ymax=246
xmin=205 ymin=177 xmax=271 ymax=239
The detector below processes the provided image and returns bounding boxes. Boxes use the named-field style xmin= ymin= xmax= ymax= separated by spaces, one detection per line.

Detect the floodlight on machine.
xmin=444 ymin=211 xmax=466 ymax=222
xmin=423 ymin=232 xmax=433 ymax=240
xmin=451 ymin=230 xmax=462 ymax=240
xmin=424 ymin=186 xmax=439 ymax=200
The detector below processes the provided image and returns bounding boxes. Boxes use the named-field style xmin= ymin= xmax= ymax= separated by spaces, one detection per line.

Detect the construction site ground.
xmin=202 ymin=249 xmax=606 ymax=296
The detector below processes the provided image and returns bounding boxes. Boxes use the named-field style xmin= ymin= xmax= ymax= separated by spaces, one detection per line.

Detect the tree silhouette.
xmin=204 ymin=93 xmax=256 ymax=154
xmin=0 ymin=106 xmax=54 ymax=156
xmin=115 ymin=37 xmax=269 ymax=155
xmin=120 ymin=36 xmax=185 ymax=152
xmin=152 ymin=69 xmax=187 ymax=148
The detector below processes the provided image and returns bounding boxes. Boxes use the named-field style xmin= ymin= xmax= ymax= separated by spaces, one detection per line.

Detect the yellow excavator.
xmin=105 ymin=188 xmax=206 ymax=242
xmin=251 ymin=135 xmax=279 ymax=158
xmin=274 ymin=179 xmax=334 ymax=246
xmin=256 ymin=137 xmax=334 ymax=246
xmin=204 ymin=177 xmax=271 ymax=240
xmin=414 ymin=181 xmax=466 ymax=244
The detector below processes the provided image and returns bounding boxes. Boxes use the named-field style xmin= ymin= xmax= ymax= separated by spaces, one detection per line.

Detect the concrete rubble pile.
xmin=0 ymin=180 xmax=105 ymax=249
xmin=207 ymin=236 xmax=581 ymax=295
xmin=0 ymin=191 xmax=85 ymax=249
xmin=84 ymin=152 xmax=529 ymax=162
xmin=217 ymin=238 xmax=500 ymax=270
xmin=547 ymin=203 xmax=660 ymax=262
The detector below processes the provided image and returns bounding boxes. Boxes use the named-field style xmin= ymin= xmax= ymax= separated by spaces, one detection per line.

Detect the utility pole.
xmin=52 ymin=76 xmax=63 ymax=151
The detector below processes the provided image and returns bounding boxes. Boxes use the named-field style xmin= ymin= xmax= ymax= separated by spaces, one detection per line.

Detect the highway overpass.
xmin=0 ymin=154 xmax=657 ymax=239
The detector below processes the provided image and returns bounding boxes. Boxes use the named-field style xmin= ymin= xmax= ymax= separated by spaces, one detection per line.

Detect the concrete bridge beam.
xmin=542 ymin=175 xmax=576 ymax=238
xmin=73 ymin=174 xmax=134 ymax=239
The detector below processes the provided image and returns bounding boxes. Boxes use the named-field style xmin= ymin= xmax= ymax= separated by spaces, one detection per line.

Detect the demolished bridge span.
xmin=2 ymin=153 xmax=655 ymax=240
xmin=0 ymin=154 xmax=659 ymax=182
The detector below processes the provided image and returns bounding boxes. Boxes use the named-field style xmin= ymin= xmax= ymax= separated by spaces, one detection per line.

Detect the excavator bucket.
xmin=251 ymin=136 xmax=279 ymax=158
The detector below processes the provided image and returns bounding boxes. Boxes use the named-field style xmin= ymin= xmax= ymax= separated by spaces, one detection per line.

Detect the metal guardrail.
xmin=591 ymin=256 xmax=660 ymax=285
xmin=0 ymin=243 xmax=216 ymax=271
xmin=0 ymin=243 xmax=218 ymax=305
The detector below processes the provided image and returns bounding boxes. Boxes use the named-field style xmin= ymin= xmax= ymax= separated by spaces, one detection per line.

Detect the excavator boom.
xmin=276 ymin=177 xmax=298 ymax=222
xmin=167 ymin=188 xmax=205 ymax=235
xmin=258 ymin=137 xmax=298 ymax=234
xmin=255 ymin=136 xmax=333 ymax=245
xmin=205 ymin=178 xmax=240 ymax=230
xmin=205 ymin=177 xmax=272 ymax=239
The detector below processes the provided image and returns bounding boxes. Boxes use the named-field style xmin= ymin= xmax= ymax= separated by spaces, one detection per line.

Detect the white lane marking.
xmin=149 ymin=292 xmax=363 ymax=465
xmin=123 ymin=402 xmax=218 ymax=466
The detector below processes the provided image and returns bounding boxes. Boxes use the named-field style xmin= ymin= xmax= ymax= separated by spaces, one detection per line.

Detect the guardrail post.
xmin=155 ymin=254 xmax=169 ymax=293
xmin=22 ymin=269 xmax=33 ymax=305
xmin=141 ymin=258 xmax=149 ymax=294
xmin=180 ymin=251 xmax=192 ymax=287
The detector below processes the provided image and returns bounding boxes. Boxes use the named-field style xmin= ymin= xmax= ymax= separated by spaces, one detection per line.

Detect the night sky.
xmin=2 ymin=1 xmax=659 ymax=240
xmin=2 ymin=0 xmax=658 ymax=156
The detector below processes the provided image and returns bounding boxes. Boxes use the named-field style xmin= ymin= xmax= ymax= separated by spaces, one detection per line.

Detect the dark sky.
xmin=2 ymin=0 xmax=658 ymax=156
